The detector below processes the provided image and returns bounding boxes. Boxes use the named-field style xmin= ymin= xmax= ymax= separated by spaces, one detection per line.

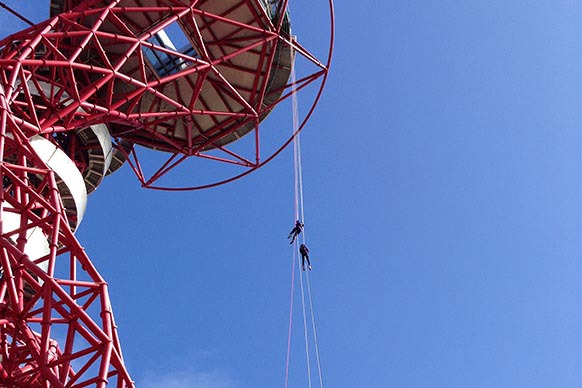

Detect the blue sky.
xmin=1 ymin=1 xmax=581 ymax=387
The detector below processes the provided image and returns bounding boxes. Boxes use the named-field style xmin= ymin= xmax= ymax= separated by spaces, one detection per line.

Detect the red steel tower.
xmin=0 ymin=0 xmax=332 ymax=386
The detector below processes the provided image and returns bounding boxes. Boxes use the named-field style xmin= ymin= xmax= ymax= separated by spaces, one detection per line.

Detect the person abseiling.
xmin=287 ymin=220 xmax=304 ymax=244
xmin=299 ymin=243 xmax=311 ymax=271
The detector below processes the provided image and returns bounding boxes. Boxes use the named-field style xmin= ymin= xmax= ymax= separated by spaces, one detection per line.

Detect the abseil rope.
xmin=284 ymin=55 xmax=300 ymax=388
xmin=284 ymin=245 xmax=297 ymax=388
xmin=292 ymin=61 xmax=314 ymax=388
xmin=306 ymin=270 xmax=324 ymax=388
xmin=298 ymin=244 xmax=312 ymax=388
xmin=283 ymin=59 xmax=324 ymax=388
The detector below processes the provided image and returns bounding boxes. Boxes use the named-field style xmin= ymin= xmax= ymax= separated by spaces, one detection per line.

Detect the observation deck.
xmin=49 ymin=0 xmax=293 ymax=155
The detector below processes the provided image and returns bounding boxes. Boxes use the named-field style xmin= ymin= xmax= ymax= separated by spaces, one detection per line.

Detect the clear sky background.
xmin=1 ymin=1 xmax=581 ymax=388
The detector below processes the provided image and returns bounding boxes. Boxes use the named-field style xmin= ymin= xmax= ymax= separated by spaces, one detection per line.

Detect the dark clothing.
xmin=287 ymin=221 xmax=304 ymax=244
xmin=299 ymin=244 xmax=311 ymax=270
xmin=288 ymin=226 xmax=302 ymax=241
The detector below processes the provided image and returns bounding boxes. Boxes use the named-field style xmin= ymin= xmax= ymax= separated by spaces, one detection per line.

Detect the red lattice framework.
xmin=0 ymin=129 xmax=130 ymax=387
xmin=0 ymin=0 xmax=333 ymax=386
xmin=2 ymin=0 xmax=333 ymax=190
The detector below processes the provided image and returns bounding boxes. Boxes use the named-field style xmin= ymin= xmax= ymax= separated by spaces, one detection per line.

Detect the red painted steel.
xmin=0 ymin=0 xmax=333 ymax=385
xmin=0 ymin=128 xmax=131 ymax=387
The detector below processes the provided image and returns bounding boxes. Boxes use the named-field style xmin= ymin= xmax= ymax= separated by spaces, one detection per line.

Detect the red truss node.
xmin=0 ymin=0 xmax=334 ymax=386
